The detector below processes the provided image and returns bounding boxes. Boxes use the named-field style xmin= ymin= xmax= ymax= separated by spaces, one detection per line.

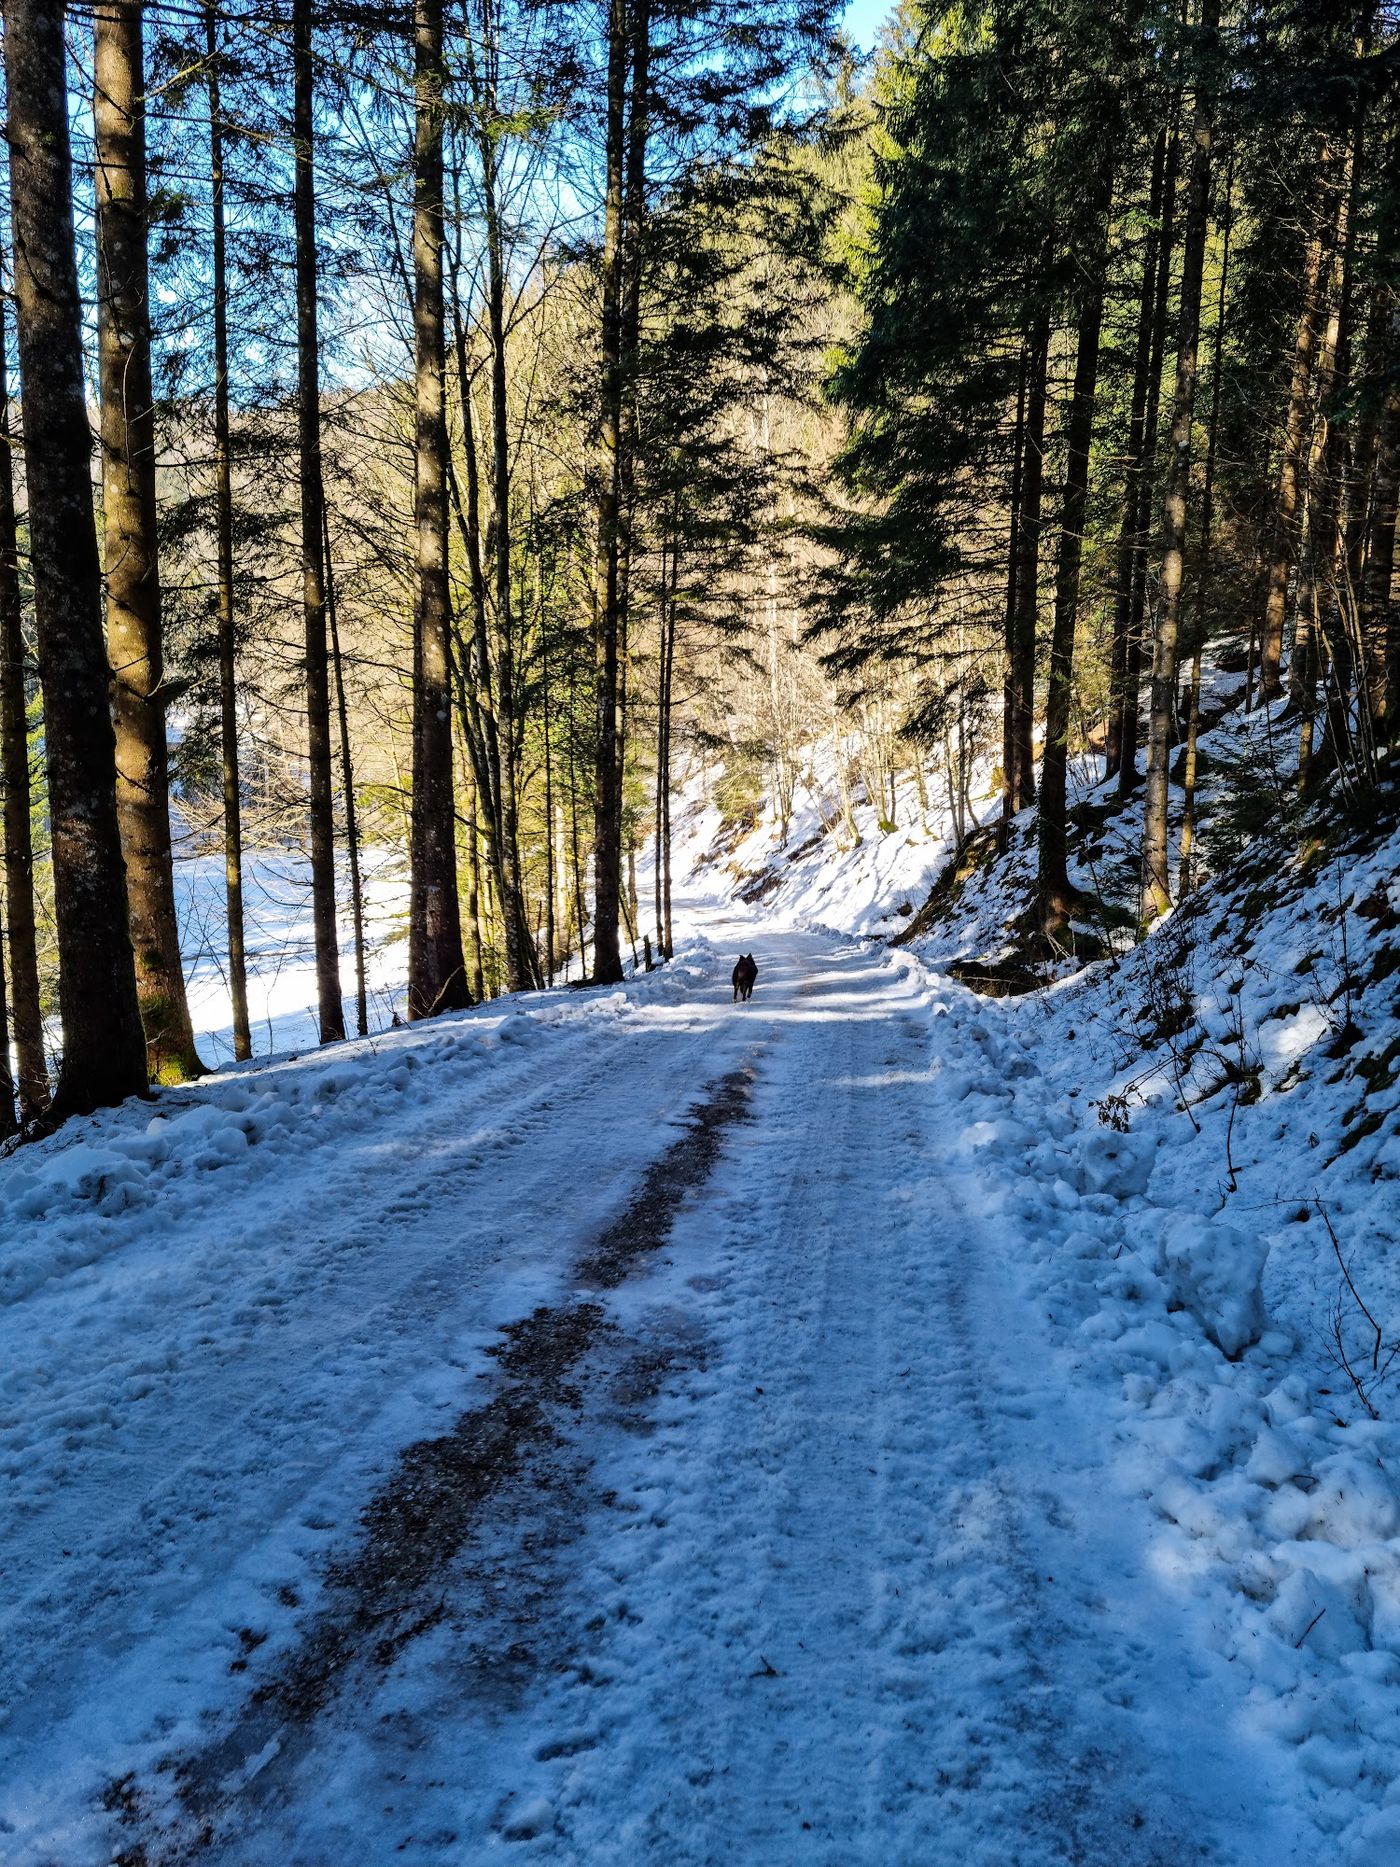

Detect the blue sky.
xmin=842 ymin=0 xmax=892 ymax=49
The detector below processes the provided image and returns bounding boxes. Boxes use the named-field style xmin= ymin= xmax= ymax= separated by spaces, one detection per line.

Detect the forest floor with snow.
xmin=5 ymin=728 xmax=1400 ymax=1864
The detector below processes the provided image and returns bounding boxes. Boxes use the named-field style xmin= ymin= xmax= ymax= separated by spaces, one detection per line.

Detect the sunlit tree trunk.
xmin=325 ymin=515 xmax=368 ymax=1036
xmin=4 ymin=0 xmax=147 ymax=1117
xmin=1181 ymin=151 xmax=1234 ymax=894
xmin=1141 ymin=0 xmax=1219 ymax=923
xmin=1119 ymin=109 xmax=1182 ymax=795
xmin=1107 ymin=121 xmax=1170 ymax=780
xmin=293 ymin=0 xmax=345 ymax=1040
xmin=591 ymin=0 xmax=630 ymax=984
xmin=471 ymin=7 xmax=533 ymax=991
xmin=1038 ymin=152 xmax=1114 ymax=932
xmin=95 ymin=0 xmax=203 ymax=1083
xmin=999 ymin=341 xmax=1025 ymax=845
xmin=408 ymin=0 xmax=468 ymax=1019
xmin=1258 ymin=151 xmax=1334 ymax=705
xmin=1009 ymin=315 xmax=1049 ymax=814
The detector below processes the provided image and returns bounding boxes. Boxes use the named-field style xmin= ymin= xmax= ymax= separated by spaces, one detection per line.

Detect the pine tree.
xmin=407 ymin=0 xmax=470 ymax=1020
xmin=95 ymin=0 xmax=205 ymax=1083
xmin=3 ymin=0 xmax=147 ymax=1117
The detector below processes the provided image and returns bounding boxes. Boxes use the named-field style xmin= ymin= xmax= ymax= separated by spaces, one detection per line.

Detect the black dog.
xmin=732 ymin=953 xmax=758 ymax=1002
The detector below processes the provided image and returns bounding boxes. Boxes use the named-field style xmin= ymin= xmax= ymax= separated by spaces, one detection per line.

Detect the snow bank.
xmin=870 ymin=796 xmax=1400 ymax=1860
xmin=0 ymin=934 xmax=719 ymax=1315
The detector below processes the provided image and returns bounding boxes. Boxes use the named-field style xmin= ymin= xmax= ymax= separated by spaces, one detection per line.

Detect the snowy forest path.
xmin=3 ymin=910 xmax=1293 ymax=1865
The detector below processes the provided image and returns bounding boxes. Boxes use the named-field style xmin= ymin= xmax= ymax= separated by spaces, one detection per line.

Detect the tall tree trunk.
xmin=475 ymin=46 xmax=533 ymax=993
xmin=542 ymin=633 xmax=556 ymax=987
xmin=1009 ymin=314 xmax=1049 ymax=815
xmin=1119 ymin=107 xmax=1183 ymax=797
xmin=408 ymin=0 xmax=469 ymax=1019
xmin=999 ymin=342 xmax=1026 ymax=844
xmin=1141 ymin=0 xmax=1219 ymax=923
xmin=1180 ymin=149 xmax=1234 ymax=895
xmin=1107 ymin=121 xmax=1170 ymax=779
xmin=205 ymin=1 xmax=252 ymax=1062
xmin=1258 ymin=149 xmax=1334 ymax=704
xmin=0 ymin=296 xmax=49 ymax=1119
xmin=0 ymin=877 xmax=14 ymax=1136
xmin=293 ymin=0 xmax=345 ymax=1041
xmin=590 ymin=0 xmax=630 ymax=985
xmin=4 ymin=0 xmax=147 ymax=1117
xmin=1038 ymin=154 xmax=1115 ymax=932
xmin=95 ymin=0 xmax=203 ymax=1084
xmin=325 ymin=514 xmax=368 ymax=1037
xmin=1299 ymin=143 xmax=1360 ymax=787
xmin=611 ymin=0 xmax=651 ymax=935
xmin=1362 ymin=296 xmax=1400 ymax=737
xmin=451 ymin=354 xmax=511 ymax=950
xmin=466 ymin=779 xmax=485 ymax=1002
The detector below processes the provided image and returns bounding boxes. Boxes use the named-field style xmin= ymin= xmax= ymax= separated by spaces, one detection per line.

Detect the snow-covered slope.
xmin=670 ymin=736 xmax=1001 ymax=940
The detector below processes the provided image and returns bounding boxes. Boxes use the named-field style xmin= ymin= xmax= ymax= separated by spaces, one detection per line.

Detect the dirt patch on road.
xmin=579 ymin=1065 xmax=753 ymax=1285
xmin=130 ymin=1063 xmax=754 ymax=1862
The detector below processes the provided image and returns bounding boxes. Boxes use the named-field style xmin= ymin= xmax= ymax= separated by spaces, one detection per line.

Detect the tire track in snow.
xmin=111 ymin=1063 xmax=758 ymax=1865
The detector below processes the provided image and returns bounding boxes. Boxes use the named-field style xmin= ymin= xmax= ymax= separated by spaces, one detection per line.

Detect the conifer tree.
xmin=3 ymin=0 xmax=147 ymax=1117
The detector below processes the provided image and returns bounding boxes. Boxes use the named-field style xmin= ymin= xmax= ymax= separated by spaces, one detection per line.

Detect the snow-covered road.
xmin=2 ymin=911 xmax=1303 ymax=1863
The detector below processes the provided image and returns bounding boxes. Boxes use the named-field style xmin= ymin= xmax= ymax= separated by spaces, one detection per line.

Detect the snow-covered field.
xmin=174 ymin=842 xmax=410 ymax=1064
xmin=4 ymin=738 xmax=1400 ymax=1862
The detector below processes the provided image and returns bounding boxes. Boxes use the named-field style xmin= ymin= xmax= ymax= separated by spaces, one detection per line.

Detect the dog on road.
xmin=732 ymin=954 xmax=758 ymax=1002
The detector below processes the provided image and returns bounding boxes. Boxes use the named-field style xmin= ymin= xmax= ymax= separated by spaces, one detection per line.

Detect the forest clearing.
xmin=3 ymin=0 xmax=1400 ymax=1860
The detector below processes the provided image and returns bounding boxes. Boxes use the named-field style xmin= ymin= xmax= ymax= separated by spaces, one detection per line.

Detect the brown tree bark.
xmin=999 ymin=342 xmax=1026 ymax=844
xmin=4 ymin=0 xmax=147 ymax=1118
xmin=1038 ymin=153 xmax=1115 ymax=933
xmin=0 ymin=295 xmax=49 ymax=1120
xmin=205 ymin=0 xmax=252 ymax=1062
xmin=590 ymin=0 xmax=630 ymax=985
xmin=325 ymin=512 xmax=368 ymax=1037
xmin=407 ymin=0 xmax=470 ymax=1020
xmin=470 ymin=6 xmax=534 ymax=992
xmin=1362 ymin=297 xmax=1400 ymax=736
xmin=293 ymin=0 xmax=345 ymax=1040
xmin=1180 ymin=149 xmax=1234 ymax=895
xmin=1258 ymin=150 xmax=1335 ymax=704
xmin=466 ymin=780 xmax=486 ymax=1002
xmin=95 ymin=0 xmax=203 ymax=1084
xmin=1141 ymin=0 xmax=1219 ymax=923
xmin=1106 ymin=121 xmax=1170 ymax=780
xmin=1118 ymin=108 xmax=1182 ymax=798
xmin=1298 ymin=153 xmax=1359 ymax=788
xmin=1008 ymin=315 xmax=1049 ymax=816
xmin=0 ymin=879 xmax=14 ymax=1136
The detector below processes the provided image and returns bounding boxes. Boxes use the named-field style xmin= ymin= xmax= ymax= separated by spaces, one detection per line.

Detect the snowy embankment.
xmin=670 ymin=734 xmax=1002 ymax=941
xmin=994 ymin=813 xmax=1400 ymax=1864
